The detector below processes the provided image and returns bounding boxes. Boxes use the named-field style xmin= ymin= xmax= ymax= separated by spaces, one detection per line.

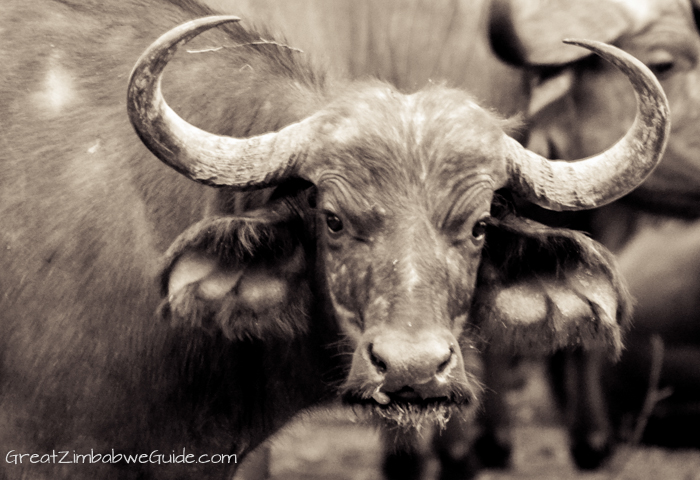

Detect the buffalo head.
xmin=127 ymin=16 xmax=669 ymax=430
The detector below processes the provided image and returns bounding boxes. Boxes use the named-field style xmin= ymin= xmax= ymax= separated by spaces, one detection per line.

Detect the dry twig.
xmin=187 ymin=40 xmax=304 ymax=55
xmin=608 ymin=334 xmax=673 ymax=479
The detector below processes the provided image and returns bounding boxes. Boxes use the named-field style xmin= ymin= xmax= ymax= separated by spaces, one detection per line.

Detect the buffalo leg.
xmin=561 ymin=347 xmax=613 ymax=470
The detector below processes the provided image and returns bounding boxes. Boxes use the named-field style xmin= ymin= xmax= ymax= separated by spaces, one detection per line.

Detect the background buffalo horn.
xmin=127 ymin=16 xmax=321 ymax=189
xmin=504 ymin=39 xmax=670 ymax=211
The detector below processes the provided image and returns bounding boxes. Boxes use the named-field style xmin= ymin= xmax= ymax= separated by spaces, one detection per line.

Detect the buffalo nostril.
xmin=368 ymin=343 xmax=387 ymax=373
xmin=436 ymin=346 xmax=455 ymax=375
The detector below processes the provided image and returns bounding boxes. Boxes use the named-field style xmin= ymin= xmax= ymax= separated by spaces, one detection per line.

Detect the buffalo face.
xmin=130 ymin=17 xmax=669 ymax=431
xmin=312 ymin=89 xmax=507 ymax=426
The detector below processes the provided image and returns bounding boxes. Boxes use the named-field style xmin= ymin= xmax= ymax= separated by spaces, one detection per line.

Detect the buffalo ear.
xmin=488 ymin=0 xmax=630 ymax=66
xmin=158 ymin=210 xmax=313 ymax=342
xmin=472 ymin=214 xmax=631 ymax=357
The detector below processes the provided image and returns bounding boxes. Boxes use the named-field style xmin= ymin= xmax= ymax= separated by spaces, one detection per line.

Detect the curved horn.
xmin=127 ymin=16 xmax=319 ymax=189
xmin=504 ymin=39 xmax=670 ymax=211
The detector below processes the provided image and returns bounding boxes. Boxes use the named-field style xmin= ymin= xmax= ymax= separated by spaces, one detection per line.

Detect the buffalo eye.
xmin=326 ymin=213 xmax=344 ymax=233
xmin=471 ymin=219 xmax=488 ymax=241
xmin=642 ymin=47 xmax=693 ymax=80
xmin=649 ymin=60 xmax=675 ymax=78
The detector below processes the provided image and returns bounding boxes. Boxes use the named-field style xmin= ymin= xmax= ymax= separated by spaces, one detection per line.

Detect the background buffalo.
xmin=489 ymin=0 xmax=700 ymax=469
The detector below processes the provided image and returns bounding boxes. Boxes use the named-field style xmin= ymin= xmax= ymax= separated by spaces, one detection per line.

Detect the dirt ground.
xmin=235 ymin=360 xmax=700 ymax=480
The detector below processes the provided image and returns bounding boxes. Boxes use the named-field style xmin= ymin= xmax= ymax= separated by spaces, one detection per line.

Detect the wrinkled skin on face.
xmin=305 ymin=87 xmax=511 ymax=427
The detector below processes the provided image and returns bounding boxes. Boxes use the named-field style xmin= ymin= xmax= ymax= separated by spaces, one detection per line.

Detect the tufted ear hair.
xmin=472 ymin=213 xmax=632 ymax=358
xmin=157 ymin=200 xmax=314 ymax=342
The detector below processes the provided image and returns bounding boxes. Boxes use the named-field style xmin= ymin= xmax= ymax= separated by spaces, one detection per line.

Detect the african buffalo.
xmin=490 ymin=0 xmax=700 ymax=469
xmin=0 ymin=0 xmax=668 ymax=479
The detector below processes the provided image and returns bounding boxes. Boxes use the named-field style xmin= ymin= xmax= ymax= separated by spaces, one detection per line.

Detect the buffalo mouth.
xmin=342 ymin=388 xmax=478 ymax=431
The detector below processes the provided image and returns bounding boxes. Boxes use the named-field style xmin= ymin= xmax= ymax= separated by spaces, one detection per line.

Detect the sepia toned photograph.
xmin=1 ymin=1 xmax=699 ymax=479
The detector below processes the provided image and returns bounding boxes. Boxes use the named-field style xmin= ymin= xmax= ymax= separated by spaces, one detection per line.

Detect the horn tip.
xmin=562 ymin=38 xmax=598 ymax=48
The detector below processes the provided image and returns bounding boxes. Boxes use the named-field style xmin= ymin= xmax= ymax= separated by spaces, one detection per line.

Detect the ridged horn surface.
xmin=504 ymin=39 xmax=670 ymax=211
xmin=127 ymin=16 xmax=319 ymax=189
